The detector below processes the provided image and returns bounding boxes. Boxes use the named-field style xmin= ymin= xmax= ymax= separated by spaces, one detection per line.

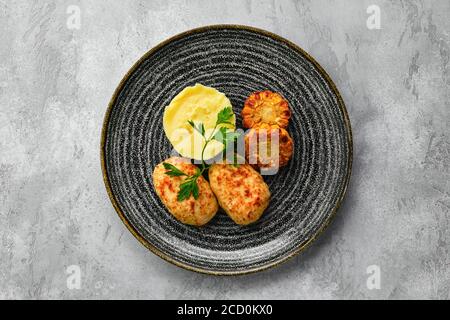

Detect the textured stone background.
xmin=0 ymin=0 xmax=449 ymax=299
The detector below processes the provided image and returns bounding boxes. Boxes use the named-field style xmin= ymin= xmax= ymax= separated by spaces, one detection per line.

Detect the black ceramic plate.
xmin=101 ymin=25 xmax=352 ymax=275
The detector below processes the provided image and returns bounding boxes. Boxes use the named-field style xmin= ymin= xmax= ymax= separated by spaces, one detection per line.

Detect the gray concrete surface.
xmin=1 ymin=0 xmax=449 ymax=299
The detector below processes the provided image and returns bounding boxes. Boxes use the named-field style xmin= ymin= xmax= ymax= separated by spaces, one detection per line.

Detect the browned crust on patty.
xmin=152 ymin=157 xmax=218 ymax=226
xmin=209 ymin=163 xmax=271 ymax=225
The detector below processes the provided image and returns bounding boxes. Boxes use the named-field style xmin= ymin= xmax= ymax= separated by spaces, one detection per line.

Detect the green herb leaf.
xmin=216 ymin=107 xmax=234 ymax=125
xmin=163 ymin=162 xmax=187 ymax=177
xmin=177 ymin=178 xmax=199 ymax=201
xmin=199 ymin=123 xmax=205 ymax=136
xmin=213 ymin=127 xmax=241 ymax=149
xmin=212 ymin=127 xmax=225 ymax=144
xmin=188 ymin=120 xmax=205 ymax=137
xmin=168 ymin=106 xmax=236 ymax=202
xmin=192 ymin=182 xmax=199 ymax=199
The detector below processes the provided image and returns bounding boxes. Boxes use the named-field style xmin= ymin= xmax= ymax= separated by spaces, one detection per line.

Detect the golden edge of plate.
xmin=100 ymin=24 xmax=354 ymax=276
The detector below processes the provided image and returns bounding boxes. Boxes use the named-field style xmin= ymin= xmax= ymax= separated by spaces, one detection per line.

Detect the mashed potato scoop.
xmin=163 ymin=84 xmax=235 ymax=160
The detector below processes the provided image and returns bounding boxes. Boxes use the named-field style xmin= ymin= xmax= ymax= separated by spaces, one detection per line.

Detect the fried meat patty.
xmin=208 ymin=163 xmax=270 ymax=225
xmin=152 ymin=157 xmax=218 ymax=226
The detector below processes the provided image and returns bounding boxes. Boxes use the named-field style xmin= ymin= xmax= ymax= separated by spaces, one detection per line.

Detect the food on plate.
xmin=241 ymin=90 xmax=291 ymax=129
xmin=208 ymin=163 xmax=271 ymax=225
xmin=162 ymin=105 xmax=239 ymax=203
xmin=163 ymin=83 xmax=235 ymax=160
xmin=152 ymin=157 xmax=218 ymax=226
xmin=245 ymin=123 xmax=294 ymax=169
xmin=242 ymin=90 xmax=294 ymax=170
xmin=154 ymin=85 xmax=293 ymax=226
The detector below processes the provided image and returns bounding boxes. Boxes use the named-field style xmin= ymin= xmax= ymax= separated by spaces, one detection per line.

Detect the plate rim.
xmin=100 ymin=24 xmax=353 ymax=276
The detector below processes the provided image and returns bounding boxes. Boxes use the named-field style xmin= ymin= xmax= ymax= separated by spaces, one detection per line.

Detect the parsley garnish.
xmin=216 ymin=107 xmax=234 ymax=125
xmin=163 ymin=162 xmax=187 ymax=177
xmin=178 ymin=175 xmax=200 ymax=201
xmin=163 ymin=106 xmax=239 ymax=201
